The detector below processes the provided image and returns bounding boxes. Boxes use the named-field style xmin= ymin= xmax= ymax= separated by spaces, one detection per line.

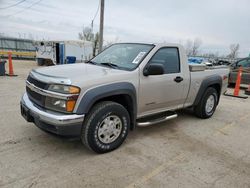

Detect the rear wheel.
xmin=81 ymin=101 xmax=130 ymax=153
xmin=194 ymin=87 xmax=218 ymax=119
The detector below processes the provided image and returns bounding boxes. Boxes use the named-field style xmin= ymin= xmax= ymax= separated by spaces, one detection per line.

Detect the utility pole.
xmin=99 ymin=0 xmax=104 ymax=53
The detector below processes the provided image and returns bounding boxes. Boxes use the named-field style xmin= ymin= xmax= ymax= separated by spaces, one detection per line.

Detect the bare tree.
xmin=78 ymin=26 xmax=99 ymax=57
xmin=185 ymin=38 xmax=202 ymax=56
xmin=78 ymin=26 xmax=94 ymax=41
xmin=103 ymin=37 xmax=120 ymax=49
xmin=92 ymin=33 xmax=99 ymax=56
xmin=185 ymin=39 xmax=193 ymax=56
xmin=202 ymin=51 xmax=219 ymax=58
xmin=227 ymin=44 xmax=240 ymax=59
xmin=192 ymin=38 xmax=202 ymax=56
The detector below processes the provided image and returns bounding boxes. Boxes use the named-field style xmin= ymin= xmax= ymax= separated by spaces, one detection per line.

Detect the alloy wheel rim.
xmin=97 ymin=115 xmax=122 ymax=144
xmin=205 ymin=95 xmax=215 ymax=114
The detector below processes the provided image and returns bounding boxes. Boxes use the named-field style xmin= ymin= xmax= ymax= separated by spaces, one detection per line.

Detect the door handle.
xmin=174 ymin=76 xmax=183 ymax=83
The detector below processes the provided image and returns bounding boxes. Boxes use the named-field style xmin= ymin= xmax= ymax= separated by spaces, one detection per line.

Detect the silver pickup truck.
xmin=20 ymin=43 xmax=229 ymax=153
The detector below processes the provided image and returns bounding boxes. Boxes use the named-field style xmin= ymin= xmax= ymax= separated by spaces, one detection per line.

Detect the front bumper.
xmin=20 ymin=93 xmax=85 ymax=136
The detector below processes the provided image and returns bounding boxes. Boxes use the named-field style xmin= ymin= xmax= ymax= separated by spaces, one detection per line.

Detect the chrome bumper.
xmin=21 ymin=93 xmax=85 ymax=126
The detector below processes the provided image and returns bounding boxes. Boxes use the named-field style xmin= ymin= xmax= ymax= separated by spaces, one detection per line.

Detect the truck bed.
xmin=184 ymin=65 xmax=229 ymax=108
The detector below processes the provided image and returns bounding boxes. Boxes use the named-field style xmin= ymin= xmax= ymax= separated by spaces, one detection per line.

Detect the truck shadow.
xmin=22 ymin=109 xmax=198 ymax=155
xmin=126 ymin=108 xmax=198 ymax=142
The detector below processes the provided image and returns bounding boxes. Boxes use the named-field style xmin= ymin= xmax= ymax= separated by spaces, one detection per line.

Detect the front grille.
xmin=26 ymin=75 xmax=47 ymax=107
xmin=27 ymin=75 xmax=47 ymax=89
xmin=26 ymin=86 xmax=42 ymax=101
xmin=26 ymin=86 xmax=45 ymax=107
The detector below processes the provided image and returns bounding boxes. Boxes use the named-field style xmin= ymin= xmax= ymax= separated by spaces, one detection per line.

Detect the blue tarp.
xmin=188 ymin=57 xmax=204 ymax=64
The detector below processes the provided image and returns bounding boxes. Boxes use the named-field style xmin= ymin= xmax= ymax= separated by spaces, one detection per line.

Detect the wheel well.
xmin=193 ymin=76 xmax=222 ymax=107
xmin=93 ymin=94 xmax=135 ymax=130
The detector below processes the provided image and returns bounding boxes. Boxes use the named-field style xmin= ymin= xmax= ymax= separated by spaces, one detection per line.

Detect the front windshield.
xmin=91 ymin=43 xmax=154 ymax=70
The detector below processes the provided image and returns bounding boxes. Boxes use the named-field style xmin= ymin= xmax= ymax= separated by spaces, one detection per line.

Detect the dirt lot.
xmin=0 ymin=60 xmax=250 ymax=188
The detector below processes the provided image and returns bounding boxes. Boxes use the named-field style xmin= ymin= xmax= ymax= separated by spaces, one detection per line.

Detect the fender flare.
xmin=76 ymin=82 xmax=137 ymax=129
xmin=193 ymin=75 xmax=222 ymax=106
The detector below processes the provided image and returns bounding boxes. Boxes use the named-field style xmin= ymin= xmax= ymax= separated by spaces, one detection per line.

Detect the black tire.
xmin=194 ymin=87 xmax=218 ymax=119
xmin=81 ymin=101 xmax=130 ymax=153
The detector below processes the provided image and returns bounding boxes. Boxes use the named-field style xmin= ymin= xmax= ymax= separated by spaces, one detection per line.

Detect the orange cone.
xmin=8 ymin=52 xmax=14 ymax=76
xmin=233 ymin=66 xmax=243 ymax=96
xmin=224 ymin=66 xmax=248 ymax=99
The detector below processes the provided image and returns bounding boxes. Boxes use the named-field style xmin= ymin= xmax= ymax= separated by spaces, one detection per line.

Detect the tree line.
xmin=184 ymin=38 xmax=240 ymax=59
xmin=78 ymin=27 xmax=241 ymax=59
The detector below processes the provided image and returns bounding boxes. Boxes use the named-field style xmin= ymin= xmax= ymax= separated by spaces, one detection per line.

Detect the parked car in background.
xmin=228 ymin=57 xmax=250 ymax=85
xmin=216 ymin=59 xmax=231 ymax=66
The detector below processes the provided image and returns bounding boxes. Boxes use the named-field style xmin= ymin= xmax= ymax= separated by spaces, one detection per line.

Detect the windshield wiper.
xmin=100 ymin=62 xmax=119 ymax=69
xmin=86 ymin=60 xmax=97 ymax=65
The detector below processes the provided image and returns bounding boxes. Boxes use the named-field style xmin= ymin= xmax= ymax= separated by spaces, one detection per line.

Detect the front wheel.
xmin=81 ymin=101 xmax=130 ymax=153
xmin=194 ymin=87 xmax=218 ymax=119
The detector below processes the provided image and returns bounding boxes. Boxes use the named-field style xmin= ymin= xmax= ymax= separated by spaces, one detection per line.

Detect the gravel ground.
xmin=0 ymin=60 xmax=250 ymax=188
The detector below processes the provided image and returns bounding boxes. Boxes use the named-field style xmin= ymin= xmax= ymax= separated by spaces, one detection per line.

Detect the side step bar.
xmin=137 ymin=112 xmax=177 ymax=127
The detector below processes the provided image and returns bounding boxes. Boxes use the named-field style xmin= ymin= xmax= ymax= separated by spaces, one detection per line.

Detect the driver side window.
xmin=148 ymin=47 xmax=180 ymax=74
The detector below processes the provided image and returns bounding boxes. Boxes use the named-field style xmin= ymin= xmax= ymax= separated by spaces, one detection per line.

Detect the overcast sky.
xmin=0 ymin=0 xmax=250 ymax=57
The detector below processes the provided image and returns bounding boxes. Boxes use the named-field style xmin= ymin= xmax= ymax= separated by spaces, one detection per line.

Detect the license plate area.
xmin=21 ymin=104 xmax=33 ymax=122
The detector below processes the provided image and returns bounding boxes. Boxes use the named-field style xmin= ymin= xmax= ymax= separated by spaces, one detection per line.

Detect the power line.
xmin=92 ymin=1 xmax=100 ymax=23
xmin=4 ymin=0 xmax=43 ymax=17
xmin=91 ymin=1 xmax=100 ymax=30
xmin=0 ymin=0 xmax=27 ymax=10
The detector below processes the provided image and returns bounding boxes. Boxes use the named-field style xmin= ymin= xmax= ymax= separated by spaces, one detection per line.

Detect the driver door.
xmin=138 ymin=47 xmax=186 ymax=117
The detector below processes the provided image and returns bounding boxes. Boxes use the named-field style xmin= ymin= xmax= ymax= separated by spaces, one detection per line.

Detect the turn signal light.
xmin=69 ymin=86 xmax=80 ymax=94
xmin=66 ymin=100 xmax=76 ymax=112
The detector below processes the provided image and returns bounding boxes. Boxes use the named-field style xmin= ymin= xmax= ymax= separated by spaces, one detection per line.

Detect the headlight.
xmin=48 ymin=84 xmax=80 ymax=94
xmin=45 ymin=84 xmax=80 ymax=113
xmin=45 ymin=97 xmax=77 ymax=113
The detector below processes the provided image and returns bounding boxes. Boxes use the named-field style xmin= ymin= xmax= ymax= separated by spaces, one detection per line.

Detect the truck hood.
xmin=32 ymin=63 xmax=133 ymax=87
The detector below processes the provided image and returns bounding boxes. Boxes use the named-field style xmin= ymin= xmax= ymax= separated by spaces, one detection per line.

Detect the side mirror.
xmin=143 ymin=64 xmax=164 ymax=76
